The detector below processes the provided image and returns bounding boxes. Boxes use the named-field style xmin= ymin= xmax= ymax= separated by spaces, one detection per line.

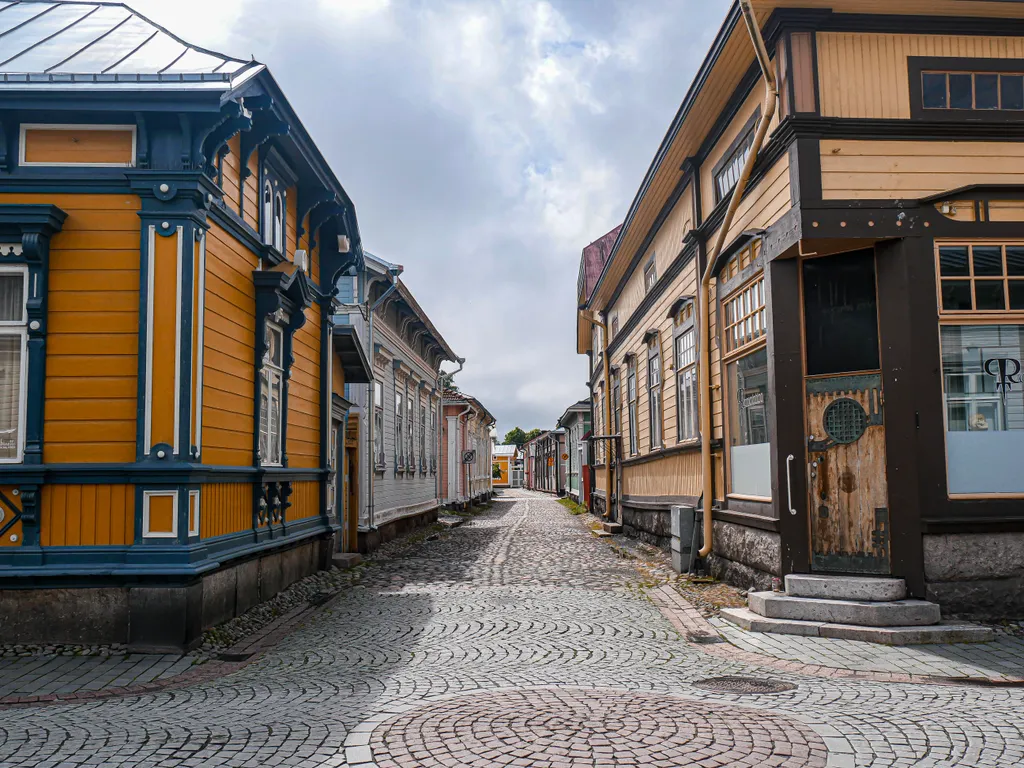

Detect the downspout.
xmin=698 ymin=0 xmax=777 ymax=557
xmin=457 ymin=403 xmax=473 ymax=502
xmin=583 ymin=310 xmax=614 ymax=519
xmin=367 ymin=265 xmax=403 ymax=530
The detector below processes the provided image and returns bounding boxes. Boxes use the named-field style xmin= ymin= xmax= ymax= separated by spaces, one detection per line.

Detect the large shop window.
xmin=942 ymin=325 xmax=1024 ymax=494
xmin=727 ymin=346 xmax=771 ymax=498
xmin=0 ymin=268 xmax=27 ymax=463
xmin=259 ymin=322 xmax=284 ymax=466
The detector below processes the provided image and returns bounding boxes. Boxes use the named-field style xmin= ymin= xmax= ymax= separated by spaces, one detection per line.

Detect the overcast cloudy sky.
xmin=134 ymin=0 xmax=731 ymax=438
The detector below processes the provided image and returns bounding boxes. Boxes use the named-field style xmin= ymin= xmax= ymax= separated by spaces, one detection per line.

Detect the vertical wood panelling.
xmin=148 ymin=227 xmax=180 ymax=449
xmin=40 ymin=484 xmax=134 ymax=546
xmin=8 ymin=192 xmax=144 ymax=464
xmin=790 ymin=32 xmax=816 ymax=113
xmin=623 ymin=449 xmax=701 ymax=497
xmin=0 ymin=487 xmax=23 ymax=547
xmin=202 ymin=223 xmax=257 ymax=466
xmin=243 ymin=151 xmax=259 ymax=231
xmin=817 ymin=32 xmax=1024 ymax=120
xmin=221 ymin=135 xmax=243 ymax=213
xmin=199 ymin=482 xmax=252 ymax=538
xmin=288 ymin=480 xmax=320 ymax=520
xmin=287 ymin=300 xmax=321 ymax=469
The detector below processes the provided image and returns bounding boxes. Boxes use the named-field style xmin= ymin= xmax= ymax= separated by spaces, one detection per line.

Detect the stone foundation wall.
xmin=621 ymin=506 xmax=672 ymax=551
xmin=706 ymin=519 xmax=781 ymax=592
xmin=358 ymin=505 xmax=438 ymax=553
xmin=924 ymin=532 xmax=1024 ymax=617
xmin=0 ymin=534 xmax=335 ymax=653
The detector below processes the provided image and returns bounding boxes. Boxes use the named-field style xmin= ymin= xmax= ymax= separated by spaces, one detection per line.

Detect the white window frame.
xmin=395 ymin=382 xmax=404 ymax=470
xmin=648 ymin=342 xmax=663 ymax=450
xmin=374 ymin=380 xmax=385 ymax=470
xmin=644 ymin=255 xmax=657 ymax=293
xmin=19 ymin=123 xmax=137 ymax=168
xmin=627 ymin=358 xmax=638 ymax=456
xmin=0 ymin=266 xmax=28 ymax=464
xmin=676 ymin=327 xmax=698 ymax=442
xmin=273 ymin=191 xmax=284 ymax=252
xmin=259 ymin=321 xmax=285 ymax=466
xmin=262 ymin=180 xmax=274 ymax=245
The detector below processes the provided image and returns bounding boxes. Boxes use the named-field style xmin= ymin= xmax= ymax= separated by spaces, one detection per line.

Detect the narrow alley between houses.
xmin=2 ymin=490 xmax=1022 ymax=768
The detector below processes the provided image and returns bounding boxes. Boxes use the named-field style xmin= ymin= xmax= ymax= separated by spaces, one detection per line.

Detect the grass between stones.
xmin=557 ymin=497 xmax=589 ymax=515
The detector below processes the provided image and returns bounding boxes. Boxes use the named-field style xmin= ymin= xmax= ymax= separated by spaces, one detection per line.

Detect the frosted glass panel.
xmin=947 ymin=431 xmax=1024 ymax=494
xmin=731 ymin=442 xmax=772 ymax=498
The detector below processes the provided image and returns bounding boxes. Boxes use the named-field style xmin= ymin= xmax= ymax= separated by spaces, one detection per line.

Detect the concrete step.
xmin=602 ymin=522 xmax=623 ymax=534
xmin=785 ymin=574 xmax=906 ymax=602
xmin=719 ymin=607 xmax=994 ymax=645
xmin=749 ymin=591 xmax=942 ymax=627
xmin=331 ymin=552 xmax=362 ymax=570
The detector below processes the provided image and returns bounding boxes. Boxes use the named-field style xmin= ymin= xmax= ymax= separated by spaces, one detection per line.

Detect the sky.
xmin=132 ymin=0 xmax=732 ymax=439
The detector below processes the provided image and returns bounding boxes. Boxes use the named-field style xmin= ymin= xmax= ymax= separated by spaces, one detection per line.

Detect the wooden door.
xmin=802 ymin=250 xmax=890 ymax=575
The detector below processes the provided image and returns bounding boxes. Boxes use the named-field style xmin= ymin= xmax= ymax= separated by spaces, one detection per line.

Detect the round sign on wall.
xmin=561 ymin=453 xmax=569 ymax=460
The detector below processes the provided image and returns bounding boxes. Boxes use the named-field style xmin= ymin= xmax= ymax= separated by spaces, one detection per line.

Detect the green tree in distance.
xmin=503 ymin=427 xmax=543 ymax=448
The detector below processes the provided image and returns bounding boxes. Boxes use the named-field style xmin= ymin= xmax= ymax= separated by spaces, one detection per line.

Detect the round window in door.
xmin=822 ymin=397 xmax=868 ymax=445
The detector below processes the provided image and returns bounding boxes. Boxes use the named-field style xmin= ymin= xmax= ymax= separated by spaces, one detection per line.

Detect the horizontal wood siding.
xmin=40 ymin=484 xmax=134 ymax=546
xmin=23 ymin=127 xmax=133 ymax=165
xmin=202 ymin=222 xmax=257 ymax=466
xmin=199 ymin=483 xmax=252 ymax=538
xmin=818 ymin=32 xmax=1024 ymax=120
xmin=289 ymin=480 xmax=320 ymax=520
xmin=820 ymin=140 xmax=1024 ymax=199
xmin=4 ymin=193 xmax=144 ymax=464
xmin=243 ymin=150 xmax=259 ymax=231
xmin=623 ymin=449 xmax=701 ymax=498
xmin=287 ymin=213 xmax=321 ymax=469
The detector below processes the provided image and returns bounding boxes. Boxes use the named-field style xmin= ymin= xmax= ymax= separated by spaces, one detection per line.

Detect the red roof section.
xmin=579 ymin=224 xmax=622 ymax=304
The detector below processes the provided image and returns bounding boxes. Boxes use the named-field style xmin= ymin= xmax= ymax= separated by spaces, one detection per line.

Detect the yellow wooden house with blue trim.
xmin=0 ymin=0 xmax=372 ymax=650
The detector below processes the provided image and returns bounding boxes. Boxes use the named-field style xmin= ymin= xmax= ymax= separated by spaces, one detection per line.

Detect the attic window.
xmin=923 ymin=71 xmax=1024 ymax=111
xmin=713 ymin=111 xmax=759 ymax=203
xmin=261 ymin=163 xmax=288 ymax=254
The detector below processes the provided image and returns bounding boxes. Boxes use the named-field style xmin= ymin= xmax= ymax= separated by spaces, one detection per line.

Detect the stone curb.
xmin=649 ymin=585 xmax=1024 ymax=687
xmin=0 ymin=596 xmax=329 ymax=710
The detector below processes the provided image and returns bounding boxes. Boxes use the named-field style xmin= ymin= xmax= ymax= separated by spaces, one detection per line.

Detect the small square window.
xmin=941 ymin=281 xmax=972 ymax=311
xmin=949 ymin=74 xmax=974 ymax=109
xmin=1001 ymin=75 xmax=1024 ymax=110
xmin=939 ymin=246 xmax=970 ymax=277
xmin=976 ymin=74 xmax=999 ymax=110
xmin=922 ymin=73 xmax=947 ymax=109
xmin=975 ymin=281 xmax=1006 ymax=311
xmin=972 ymin=246 xmax=1003 ymax=276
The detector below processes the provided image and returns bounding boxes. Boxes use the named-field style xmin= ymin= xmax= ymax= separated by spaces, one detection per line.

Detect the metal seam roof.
xmin=0 ymin=0 xmax=251 ymax=79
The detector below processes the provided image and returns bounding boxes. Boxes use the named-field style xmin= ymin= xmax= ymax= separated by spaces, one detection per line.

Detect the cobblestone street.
xmin=2 ymin=490 xmax=1023 ymax=767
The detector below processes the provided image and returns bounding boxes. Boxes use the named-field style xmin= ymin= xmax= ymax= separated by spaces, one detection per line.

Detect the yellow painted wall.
xmin=243 ymin=150 xmax=260 ymax=231
xmin=23 ymin=127 xmax=134 ymax=165
xmin=40 ymin=484 xmax=134 ymax=546
xmin=148 ymin=226 xmax=180 ymax=448
xmin=820 ymin=140 xmax=1024 ymax=199
xmin=622 ymin=449 xmax=701 ymax=498
xmin=289 ymin=480 xmax=320 ymax=520
xmin=0 ymin=193 xmax=144 ymax=464
xmin=817 ymin=32 xmax=1024 ymax=120
xmin=287 ymin=219 xmax=321 ymax=469
xmin=200 ymin=483 xmax=252 ymax=538
xmin=201 ymin=222 xmax=257 ymax=466
xmin=494 ymin=455 xmax=510 ymax=485
xmin=221 ymin=134 xmax=244 ymax=214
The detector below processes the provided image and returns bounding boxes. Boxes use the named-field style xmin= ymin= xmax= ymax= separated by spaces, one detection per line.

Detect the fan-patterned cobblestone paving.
xmin=0 ymin=490 xmax=1023 ymax=767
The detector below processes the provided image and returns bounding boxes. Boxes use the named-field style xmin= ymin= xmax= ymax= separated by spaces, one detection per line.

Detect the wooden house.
xmin=557 ymin=400 xmax=591 ymax=507
xmin=0 ymin=0 xmax=373 ymax=649
xmin=578 ymin=0 xmax=1024 ymax=616
xmin=523 ymin=430 xmax=566 ymax=496
xmin=491 ymin=444 xmax=519 ymax=488
xmin=441 ymin=391 xmax=495 ymax=507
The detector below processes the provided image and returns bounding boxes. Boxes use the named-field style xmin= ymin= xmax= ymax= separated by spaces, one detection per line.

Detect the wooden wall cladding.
xmin=40 ymin=484 xmax=134 ymax=546
xmin=201 ymin=223 xmax=257 ymax=467
xmin=0 ymin=486 xmax=22 ymax=547
xmin=622 ymin=448 xmax=702 ymax=498
xmin=200 ymin=483 xmax=252 ymax=538
xmin=22 ymin=126 xmax=134 ymax=166
xmin=288 ymin=480 xmax=320 ymax=520
xmin=8 ymin=192 xmax=144 ymax=464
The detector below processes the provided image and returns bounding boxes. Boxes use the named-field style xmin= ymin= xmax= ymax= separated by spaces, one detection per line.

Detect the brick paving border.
xmin=649 ymin=585 xmax=1024 ymax=687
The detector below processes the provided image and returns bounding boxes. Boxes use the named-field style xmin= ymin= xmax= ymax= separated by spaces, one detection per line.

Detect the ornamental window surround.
xmin=259 ymin=320 xmax=285 ymax=466
xmin=374 ymin=380 xmax=385 ymax=471
xmin=647 ymin=335 xmax=663 ymax=451
xmin=0 ymin=266 xmax=27 ymax=464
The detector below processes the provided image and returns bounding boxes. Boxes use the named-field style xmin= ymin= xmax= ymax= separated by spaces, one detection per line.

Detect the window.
xmin=644 ymin=256 xmax=657 ymax=293
xmin=327 ymin=425 xmax=338 ymax=513
xmin=0 ymin=268 xmax=27 ymax=463
xmin=941 ymin=325 xmax=1024 ymax=494
xmin=273 ymin=192 xmax=284 ymax=252
xmin=395 ymin=385 xmax=404 ymax=470
xmin=938 ymin=244 xmax=1024 ymax=313
xmin=262 ymin=181 xmax=274 ymax=244
xmin=419 ymin=398 xmax=427 ymax=471
xmin=714 ymin=114 xmax=757 ymax=202
xmin=727 ymin=346 xmax=771 ymax=498
xmin=430 ymin=405 xmax=437 ymax=473
xmin=723 ymin=275 xmax=766 ymax=354
xmin=627 ymin=358 xmax=638 ymax=456
xmin=374 ymin=380 xmax=385 ymax=470
xmin=922 ymin=71 xmax=1024 ymax=112
xmin=612 ymin=371 xmax=622 ymax=437
xmin=262 ymin=169 xmax=286 ymax=253
xmin=676 ymin=328 xmax=698 ymax=442
xmin=259 ymin=322 xmax=284 ymax=466
xmin=647 ymin=340 xmax=663 ymax=449
xmin=599 ymin=391 xmax=607 ymax=463
xmin=407 ymin=390 xmax=415 ymax=469
xmin=610 ymin=314 xmax=619 ymax=339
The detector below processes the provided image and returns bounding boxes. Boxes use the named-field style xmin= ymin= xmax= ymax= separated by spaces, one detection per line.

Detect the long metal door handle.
xmin=786 ymin=454 xmax=797 ymax=516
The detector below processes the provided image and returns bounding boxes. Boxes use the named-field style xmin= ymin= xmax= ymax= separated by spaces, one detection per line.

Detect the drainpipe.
xmin=698 ymin=0 xmax=777 ymax=558
xmin=367 ymin=264 xmax=403 ymax=530
xmin=457 ymin=402 xmax=473 ymax=503
xmin=583 ymin=310 xmax=615 ymax=519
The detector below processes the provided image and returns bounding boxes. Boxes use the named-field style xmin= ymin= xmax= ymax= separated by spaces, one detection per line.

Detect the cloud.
xmin=134 ymin=0 xmax=731 ymax=437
